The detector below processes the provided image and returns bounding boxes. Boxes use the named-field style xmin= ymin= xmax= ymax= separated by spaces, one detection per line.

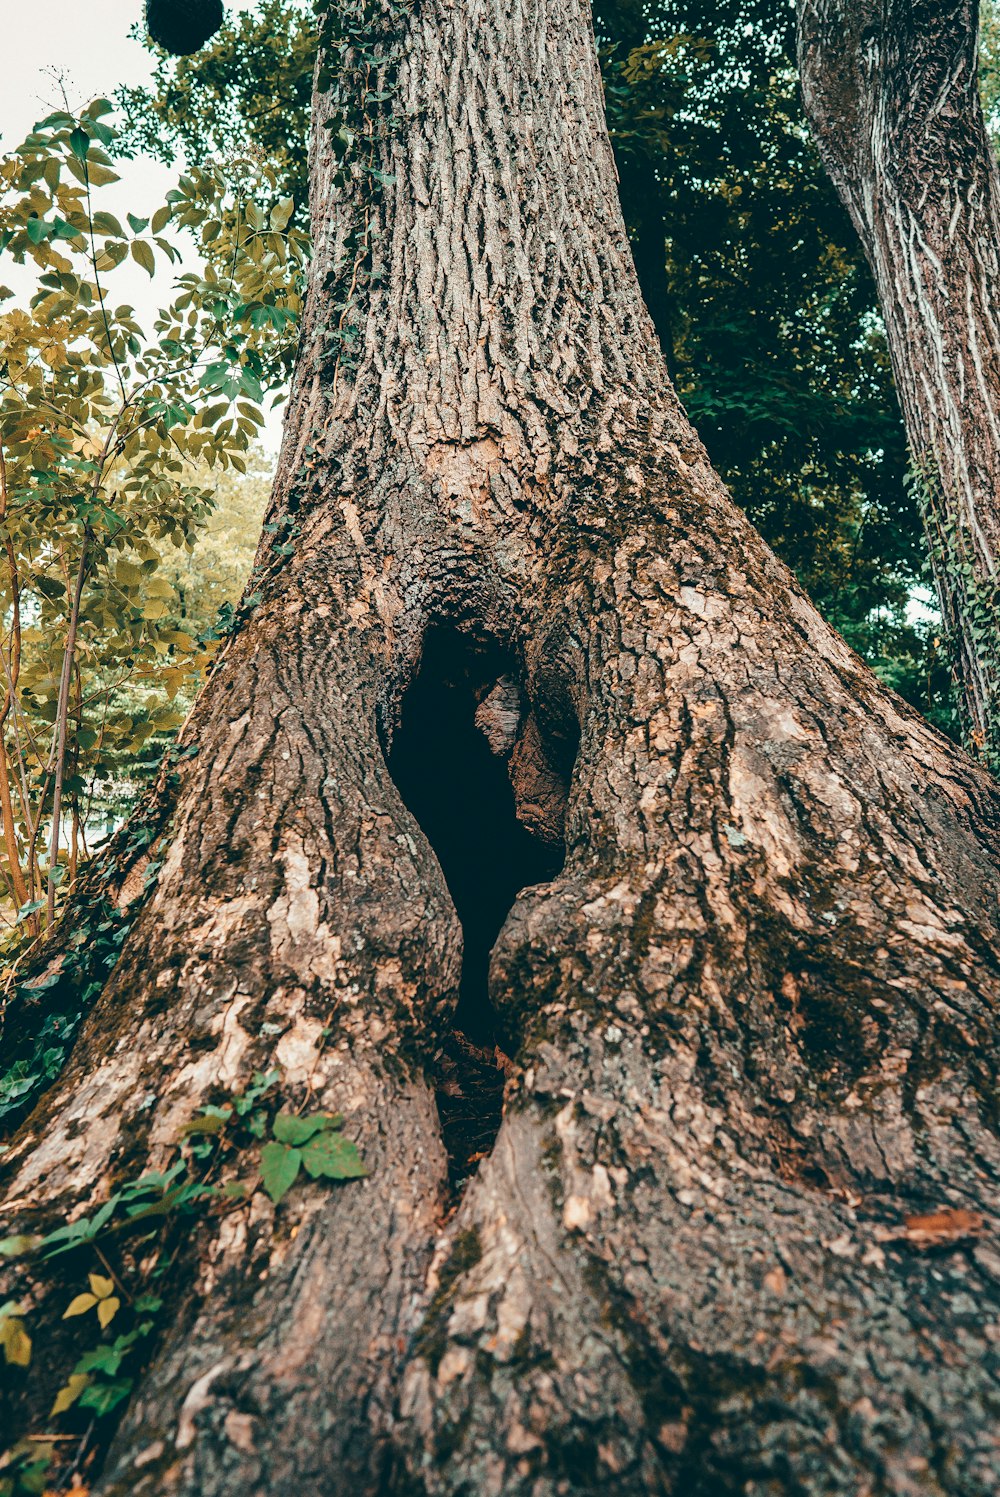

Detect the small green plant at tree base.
xmin=0 ymin=97 xmax=308 ymax=933
xmin=0 ymin=1069 xmax=365 ymax=1494
xmin=259 ymin=1110 xmax=366 ymax=1201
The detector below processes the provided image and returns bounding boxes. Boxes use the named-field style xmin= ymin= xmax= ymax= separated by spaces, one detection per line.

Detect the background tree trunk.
xmin=3 ymin=0 xmax=1000 ymax=1493
xmin=797 ymin=0 xmax=1000 ymax=757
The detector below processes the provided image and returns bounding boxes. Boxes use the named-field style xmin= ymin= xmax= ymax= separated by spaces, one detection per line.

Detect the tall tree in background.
xmin=3 ymin=1 xmax=1000 ymax=1495
xmin=598 ymin=1 xmax=928 ymax=703
xmin=798 ymin=0 xmax=1000 ymax=758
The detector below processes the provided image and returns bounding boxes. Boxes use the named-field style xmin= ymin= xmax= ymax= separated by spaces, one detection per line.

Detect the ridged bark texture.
xmin=797 ymin=0 xmax=1000 ymax=753
xmin=2 ymin=0 xmax=999 ymax=1493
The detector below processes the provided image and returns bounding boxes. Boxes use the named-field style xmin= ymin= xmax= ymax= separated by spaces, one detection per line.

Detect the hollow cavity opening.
xmin=387 ymin=625 xmax=565 ymax=1189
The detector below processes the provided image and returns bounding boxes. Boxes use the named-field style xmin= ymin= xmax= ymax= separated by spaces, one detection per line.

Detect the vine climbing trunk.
xmin=3 ymin=0 xmax=1000 ymax=1493
xmin=797 ymin=0 xmax=1000 ymax=758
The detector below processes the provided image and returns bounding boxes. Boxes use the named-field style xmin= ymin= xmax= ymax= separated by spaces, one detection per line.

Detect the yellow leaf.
xmin=51 ymin=1372 xmax=91 ymax=1415
xmin=63 ymin=1292 xmax=97 ymax=1318
xmin=96 ymin=1295 xmax=120 ymax=1329
xmin=88 ymin=1273 xmax=114 ymax=1299
xmin=84 ymin=162 xmax=119 ymax=187
xmin=0 ymin=1317 xmax=32 ymax=1367
xmin=270 ymin=197 xmax=294 ymax=231
xmin=130 ymin=240 xmax=155 ymax=277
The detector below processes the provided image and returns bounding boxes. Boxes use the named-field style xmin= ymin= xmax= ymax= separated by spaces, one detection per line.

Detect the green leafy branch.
xmin=0 ymin=99 xmax=308 ymax=933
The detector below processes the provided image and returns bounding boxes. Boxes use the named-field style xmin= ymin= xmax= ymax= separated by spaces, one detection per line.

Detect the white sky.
xmin=3 ymin=0 xmax=284 ymax=451
xmin=6 ymin=1 xmax=163 ymax=150
xmin=5 ymin=0 xmax=263 ymax=146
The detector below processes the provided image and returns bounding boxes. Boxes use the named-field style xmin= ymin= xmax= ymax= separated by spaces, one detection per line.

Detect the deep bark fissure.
xmin=386 ymin=623 xmax=569 ymax=1188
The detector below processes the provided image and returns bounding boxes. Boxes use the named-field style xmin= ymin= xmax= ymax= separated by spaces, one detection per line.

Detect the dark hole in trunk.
xmin=388 ymin=625 xmax=565 ymax=1192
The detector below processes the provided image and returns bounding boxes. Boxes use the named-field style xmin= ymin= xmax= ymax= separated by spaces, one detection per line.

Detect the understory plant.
xmin=0 ymin=98 xmax=307 ymax=932
xmin=0 ymin=1069 xmax=364 ymax=1495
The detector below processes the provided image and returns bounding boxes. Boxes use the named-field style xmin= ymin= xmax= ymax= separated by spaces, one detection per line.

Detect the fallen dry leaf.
xmin=905 ymin=1208 xmax=983 ymax=1236
xmin=762 ymin=1265 xmax=787 ymax=1296
xmin=894 ymin=1208 xmax=986 ymax=1247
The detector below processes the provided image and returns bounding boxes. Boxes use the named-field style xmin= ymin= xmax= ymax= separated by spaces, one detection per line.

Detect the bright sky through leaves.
xmin=3 ymin=0 xmax=284 ymax=450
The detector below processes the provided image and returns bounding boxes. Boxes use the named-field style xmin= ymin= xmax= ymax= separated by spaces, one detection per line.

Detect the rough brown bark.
xmin=3 ymin=0 xmax=1000 ymax=1493
xmin=796 ymin=0 xmax=1000 ymax=755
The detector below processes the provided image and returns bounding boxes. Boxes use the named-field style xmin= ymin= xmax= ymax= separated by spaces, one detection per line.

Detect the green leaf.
xmin=78 ymin=1375 xmax=133 ymax=1417
xmin=69 ymin=127 xmax=90 ymax=163
xmin=260 ymin=1141 xmax=301 ymax=1204
xmin=239 ymin=368 xmax=263 ymax=402
xmin=127 ymin=213 xmax=150 ymax=234
xmin=74 ymin=1342 xmax=126 ymax=1377
xmin=0 ymin=1235 xmax=43 ymax=1259
xmin=300 ymin=1130 xmax=366 ymax=1181
xmin=271 ymin=1111 xmax=335 ymax=1146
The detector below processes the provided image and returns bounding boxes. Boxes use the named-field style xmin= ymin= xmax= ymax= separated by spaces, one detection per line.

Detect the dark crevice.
xmin=387 ymin=625 xmax=566 ymax=1191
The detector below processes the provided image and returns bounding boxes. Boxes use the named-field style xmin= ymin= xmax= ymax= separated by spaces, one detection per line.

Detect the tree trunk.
xmin=4 ymin=0 xmax=1000 ymax=1493
xmin=796 ymin=0 xmax=1000 ymax=758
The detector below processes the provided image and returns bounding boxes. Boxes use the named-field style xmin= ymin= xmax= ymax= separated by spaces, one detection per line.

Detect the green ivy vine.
xmin=905 ymin=456 xmax=1000 ymax=771
xmin=315 ymin=0 xmax=412 ymax=386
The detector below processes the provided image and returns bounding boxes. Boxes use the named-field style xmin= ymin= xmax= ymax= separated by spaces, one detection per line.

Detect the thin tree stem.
xmin=46 ymin=528 xmax=90 ymax=925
